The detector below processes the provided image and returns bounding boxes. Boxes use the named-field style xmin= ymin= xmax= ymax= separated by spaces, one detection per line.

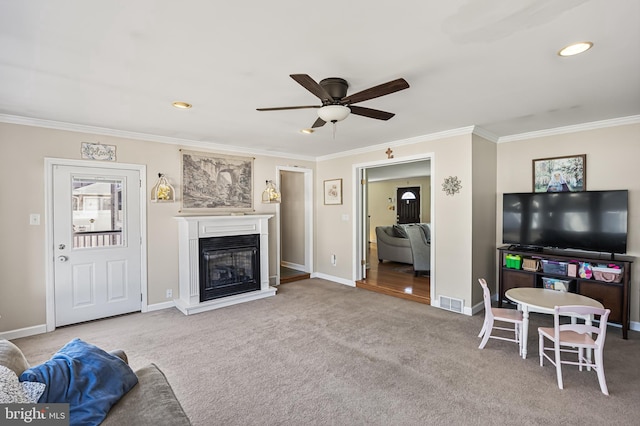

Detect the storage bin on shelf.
xmin=542 ymin=277 xmax=571 ymax=292
xmin=505 ymin=254 xmax=522 ymax=269
xmin=592 ymin=266 xmax=623 ymax=283
xmin=541 ymin=259 xmax=568 ymax=275
xmin=522 ymin=258 xmax=540 ymax=272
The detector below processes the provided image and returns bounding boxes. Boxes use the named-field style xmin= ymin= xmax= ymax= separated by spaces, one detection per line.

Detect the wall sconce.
xmin=261 ymin=180 xmax=281 ymax=204
xmin=151 ymin=173 xmax=175 ymax=202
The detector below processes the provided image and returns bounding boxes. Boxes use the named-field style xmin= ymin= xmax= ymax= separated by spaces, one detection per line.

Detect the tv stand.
xmin=498 ymin=246 xmax=633 ymax=339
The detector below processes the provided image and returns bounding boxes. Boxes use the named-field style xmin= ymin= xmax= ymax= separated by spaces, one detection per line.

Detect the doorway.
xmin=45 ymin=158 xmax=147 ymax=330
xmin=276 ymin=166 xmax=313 ymax=284
xmin=353 ymin=155 xmax=434 ymax=302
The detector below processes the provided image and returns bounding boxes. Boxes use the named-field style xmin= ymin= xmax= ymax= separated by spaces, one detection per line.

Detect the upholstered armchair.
xmin=404 ymin=223 xmax=431 ymax=276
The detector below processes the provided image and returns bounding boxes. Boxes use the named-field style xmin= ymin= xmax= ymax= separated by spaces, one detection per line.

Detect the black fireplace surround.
xmin=199 ymin=234 xmax=260 ymax=302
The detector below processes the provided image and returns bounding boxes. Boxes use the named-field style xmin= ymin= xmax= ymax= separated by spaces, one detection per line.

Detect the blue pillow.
xmin=20 ymin=338 xmax=138 ymax=426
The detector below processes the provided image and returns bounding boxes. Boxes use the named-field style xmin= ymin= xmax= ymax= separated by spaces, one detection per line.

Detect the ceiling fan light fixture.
xmin=558 ymin=41 xmax=593 ymax=57
xmin=318 ymin=105 xmax=350 ymax=123
xmin=301 ymin=128 xmax=314 ymax=134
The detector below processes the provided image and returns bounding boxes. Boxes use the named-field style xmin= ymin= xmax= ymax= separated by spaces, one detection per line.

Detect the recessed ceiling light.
xmin=558 ymin=42 xmax=593 ymax=57
xmin=172 ymin=101 xmax=192 ymax=109
xmin=301 ymin=128 xmax=314 ymax=134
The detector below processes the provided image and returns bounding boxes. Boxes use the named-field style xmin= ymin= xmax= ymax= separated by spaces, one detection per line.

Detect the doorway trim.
xmin=352 ymin=152 xmax=435 ymax=301
xmin=44 ymin=158 xmax=148 ymax=332
xmin=275 ymin=166 xmax=314 ymax=285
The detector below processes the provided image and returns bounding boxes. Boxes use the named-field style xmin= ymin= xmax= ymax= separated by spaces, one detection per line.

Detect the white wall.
xmin=471 ymin=134 xmax=497 ymax=305
xmin=2 ymin=119 xmax=638 ymax=335
xmin=316 ymin=132 xmax=475 ymax=305
xmin=0 ymin=122 xmax=315 ymax=333
xmin=496 ymin=123 xmax=640 ymax=323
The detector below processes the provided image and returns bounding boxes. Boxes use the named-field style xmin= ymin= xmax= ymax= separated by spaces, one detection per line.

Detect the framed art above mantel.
xmin=180 ymin=150 xmax=254 ymax=212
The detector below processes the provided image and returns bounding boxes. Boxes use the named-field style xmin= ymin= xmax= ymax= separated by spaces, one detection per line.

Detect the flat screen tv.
xmin=502 ymin=190 xmax=628 ymax=254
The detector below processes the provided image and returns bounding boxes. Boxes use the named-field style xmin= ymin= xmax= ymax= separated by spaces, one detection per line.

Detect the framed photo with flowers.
xmin=323 ymin=178 xmax=342 ymax=205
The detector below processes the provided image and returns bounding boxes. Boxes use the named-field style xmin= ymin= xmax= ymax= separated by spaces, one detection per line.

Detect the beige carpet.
xmin=13 ymin=279 xmax=640 ymax=425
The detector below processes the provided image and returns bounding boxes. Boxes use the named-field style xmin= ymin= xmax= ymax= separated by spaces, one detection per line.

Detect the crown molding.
xmin=471 ymin=126 xmax=499 ymax=142
xmin=497 ymin=115 xmax=640 ymax=143
xmin=317 ymin=126 xmax=477 ymax=162
xmin=0 ymin=114 xmax=317 ymax=162
xmin=3 ymin=113 xmax=637 ymax=161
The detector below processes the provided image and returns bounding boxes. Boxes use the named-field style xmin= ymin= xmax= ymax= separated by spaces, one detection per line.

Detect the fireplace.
xmin=200 ymin=234 xmax=260 ymax=301
xmin=174 ymin=215 xmax=276 ymax=315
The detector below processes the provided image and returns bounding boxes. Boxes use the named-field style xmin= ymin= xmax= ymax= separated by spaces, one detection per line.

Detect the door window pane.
xmin=72 ymin=177 xmax=124 ymax=248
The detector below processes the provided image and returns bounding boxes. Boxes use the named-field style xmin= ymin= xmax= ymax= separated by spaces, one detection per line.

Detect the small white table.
xmin=505 ymin=288 xmax=604 ymax=359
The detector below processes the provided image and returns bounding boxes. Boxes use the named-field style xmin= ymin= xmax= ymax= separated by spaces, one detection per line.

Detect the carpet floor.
xmin=13 ymin=279 xmax=640 ymax=425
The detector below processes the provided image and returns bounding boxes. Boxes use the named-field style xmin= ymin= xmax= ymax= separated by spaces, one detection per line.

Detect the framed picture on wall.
xmin=532 ymin=154 xmax=586 ymax=192
xmin=180 ymin=149 xmax=254 ymax=211
xmin=323 ymin=179 xmax=342 ymax=205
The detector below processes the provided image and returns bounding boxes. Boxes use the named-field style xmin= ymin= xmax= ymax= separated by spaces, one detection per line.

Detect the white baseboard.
xmin=311 ymin=272 xmax=355 ymax=287
xmin=281 ymin=261 xmax=306 ymax=272
xmin=146 ymin=301 xmax=175 ymax=312
xmin=0 ymin=324 xmax=47 ymax=340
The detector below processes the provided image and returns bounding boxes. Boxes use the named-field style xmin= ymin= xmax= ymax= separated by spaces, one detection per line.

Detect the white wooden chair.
xmin=477 ymin=278 xmax=523 ymax=354
xmin=538 ymin=305 xmax=611 ymax=395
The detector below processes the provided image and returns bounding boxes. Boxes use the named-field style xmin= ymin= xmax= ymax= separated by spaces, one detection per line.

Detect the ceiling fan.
xmin=257 ymin=74 xmax=410 ymax=129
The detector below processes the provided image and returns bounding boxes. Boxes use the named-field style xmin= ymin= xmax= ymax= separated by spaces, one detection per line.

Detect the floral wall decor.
xmin=442 ymin=176 xmax=462 ymax=196
xmin=81 ymin=142 xmax=116 ymax=161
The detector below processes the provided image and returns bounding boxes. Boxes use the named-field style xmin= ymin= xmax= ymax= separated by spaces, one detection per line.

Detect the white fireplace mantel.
xmin=174 ymin=215 xmax=276 ymax=315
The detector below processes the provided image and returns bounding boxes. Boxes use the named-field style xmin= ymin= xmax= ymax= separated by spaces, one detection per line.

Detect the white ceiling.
xmin=1 ymin=1 xmax=638 ymax=159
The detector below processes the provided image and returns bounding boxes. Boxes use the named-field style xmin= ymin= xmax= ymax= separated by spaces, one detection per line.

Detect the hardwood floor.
xmin=280 ymin=266 xmax=310 ymax=284
xmin=356 ymin=245 xmax=430 ymax=304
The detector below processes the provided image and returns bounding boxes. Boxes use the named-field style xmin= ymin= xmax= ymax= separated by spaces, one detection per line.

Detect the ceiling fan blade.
xmin=257 ymin=105 xmax=319 ymax=111
xmin=349 ymin=105 xmax=395 ymax=120
xmin=341 ymin=78 xmax=409 ymax=105
xmin=290 ymin=74 xmax=335 ymax=101
xmin=311 ymin=117 xmax=326 ymax=128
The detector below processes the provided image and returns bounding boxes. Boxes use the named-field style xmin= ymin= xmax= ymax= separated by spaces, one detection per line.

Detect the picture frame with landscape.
xmin=180 ymin=150 xmax=254 ymax=211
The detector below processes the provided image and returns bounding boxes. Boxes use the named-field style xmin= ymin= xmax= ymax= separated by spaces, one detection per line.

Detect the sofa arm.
xmin=0 ymin=339 xmax=30 ymax=376
xmin=103 ymin=363 xmax=191 ymax=426
xmin=375 ymin=227 xmax=410 ymax=248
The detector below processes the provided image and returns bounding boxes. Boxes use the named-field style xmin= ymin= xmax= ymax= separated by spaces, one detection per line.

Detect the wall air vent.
xmin=438 ymin=295 xmax=464 ymax=314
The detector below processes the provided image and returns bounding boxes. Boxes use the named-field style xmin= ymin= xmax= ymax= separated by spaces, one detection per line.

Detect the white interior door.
xmin=358 ymin=167 xmax=368 ymax=279
xmin=52 ymin=164 xmax=142 ymax=326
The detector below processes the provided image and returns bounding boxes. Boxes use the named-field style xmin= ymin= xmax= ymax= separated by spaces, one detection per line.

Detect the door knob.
xmin=57 ymin=255 xmax=68 ymax=262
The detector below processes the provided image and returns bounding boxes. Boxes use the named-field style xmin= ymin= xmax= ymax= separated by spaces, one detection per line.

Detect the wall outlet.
xmin=330 ymin=254 xmax=337 ymax=266
xmin=29 ymin=214 xmax=40 ymax=225
xmin=166 ymin=289 xmax=173 ymax=299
